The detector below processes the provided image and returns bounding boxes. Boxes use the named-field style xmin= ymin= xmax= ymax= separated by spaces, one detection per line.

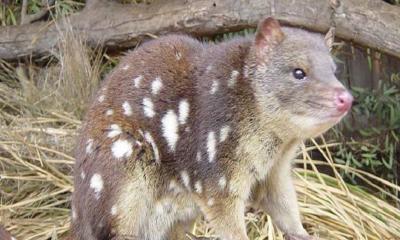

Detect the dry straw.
xmin=0 ymin=25 xmax=399 ymax=240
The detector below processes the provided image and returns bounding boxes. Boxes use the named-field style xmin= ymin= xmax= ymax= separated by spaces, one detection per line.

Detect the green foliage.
xmin=215 ymin=28 xmax=256 ymax=42
xmin=0 ymin=2 xmax=18 ymax=25
xmin=199 ymin=28 xmax=256 ymax=43
xmin=0 ymin=0 xmax=84 ymax=26
xmin=384 ymin=0 xmax=400 ymax=5
xmin=0 ymin=0 xmax=155 ymax=26
xmin=334 ymin=76 xmax=400 ymax=185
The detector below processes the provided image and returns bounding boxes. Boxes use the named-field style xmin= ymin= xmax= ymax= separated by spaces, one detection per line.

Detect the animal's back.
xmin=71 ymin=35 xmax=207 ymax=239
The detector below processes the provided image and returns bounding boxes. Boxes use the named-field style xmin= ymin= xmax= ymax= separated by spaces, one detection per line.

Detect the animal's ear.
xmin=255 ymin=17 xmax=285 ymax=49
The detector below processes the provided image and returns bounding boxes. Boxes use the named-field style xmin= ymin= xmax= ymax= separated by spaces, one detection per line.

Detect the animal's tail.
xmin=0 ymin=225 xmax=14 ymax=240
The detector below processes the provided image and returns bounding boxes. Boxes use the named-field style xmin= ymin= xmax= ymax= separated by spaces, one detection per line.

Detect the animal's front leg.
xmin=167 ymin=219 xmax=196 ymax=240
xmin=197 ymin=196 xmax=248 ymax=240
xmin=254 ymin=161 xmax=311 ymax=239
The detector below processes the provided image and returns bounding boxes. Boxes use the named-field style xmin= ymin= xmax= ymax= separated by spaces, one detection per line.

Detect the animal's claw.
xmin=284 ymin=233 xmax=318 ymax=240
xmin=185 ymin=232 xmax=213 ymax=240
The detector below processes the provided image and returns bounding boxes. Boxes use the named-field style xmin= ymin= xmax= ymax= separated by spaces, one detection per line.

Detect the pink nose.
xmin=334 ymin=89 xmax=353 ymax=112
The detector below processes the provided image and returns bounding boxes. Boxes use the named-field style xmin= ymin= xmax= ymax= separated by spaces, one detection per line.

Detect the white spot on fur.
xmin=218 ymin=176 xmax=227 ymax=189
xmin=98 ymin=95 xmax=105 ymax=102
xmin=86 ymin=139 xmax=93 ymax=154
xmin=210 ymin=80 xmax=219 ymax=94
xmin=90 ymin=174 xmax=103 ymax=199
xmin=161 ymin=110 xmax=179 ymax=152
xmin=111 ymin=139 xmax=133 ymax=159
xmin=12 ymin=237 xmax=16 ymax=240
xmin=228 ymin=70 xmax=239 ymax=87
xmin=207 ymin=131 xmax=216 ymax=162
xmin=134 ymin=75 xmax=143 ymax=88
xmin=243 ymin=65 xmax=250 ymax=78
xmin=111 ymin=205 xmax=117 ymax=216
xmin=219 ymin=125 xmax=231 ymax=143
xmin=144 ymin=131 xmax=160 ymax=163
xmin=196 ymin=151 xmax=201 ymax=162
xmin=180 ymin=170 xmax=190 ymax=190
xmin=107 ymin=124 xmax=122 ymax=138
xmin=80 ymin=171 xmax=86 ymax=180
xmin=122 ymin=64 xmax=129 ymax=70
xmin=206 ymin=65 xmax=213 ymax=73
xmin=176 ymin=51 xmax=182 ymax=60
xmin=138 ymin=129 xmax=144 ymax=137
xmin=136 ymin=140 xmax=142 ymax=147
xmin=122 ymin=101 xmax=133 ymax=116
xmin=143 ymin=97 xmax=155 ymax=118
xmin=194 ymin=180 xmax=202 ymax=193
xmin=207 ymin=198 xmax=215 ymax=206
xmin=106 ymin=109 xmax=113 ymax=116
xmin=178 ymin=99 xmax=190 ymax=125
xmin=151 ymin=77 xmax=163 ymax=95
xmin=72 ymin=208 xmax=77 ymax=220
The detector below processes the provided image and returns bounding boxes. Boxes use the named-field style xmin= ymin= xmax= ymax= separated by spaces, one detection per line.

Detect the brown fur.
xmin=0 ymin=225 xmax=14 ymax=240
xmin=71 ymin=18 xmax=351 ymax=240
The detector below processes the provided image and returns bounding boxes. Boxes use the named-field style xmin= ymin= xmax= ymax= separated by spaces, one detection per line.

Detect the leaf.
xmin=362 ymin=153 xmax=376 ymax=159
xmin=7 ymin=8 xmax=16 ymax=25
xmin=382 ymin=157 xmax=393 ymax=169
xmin=351 ymin=157 xmax=363 ymax=168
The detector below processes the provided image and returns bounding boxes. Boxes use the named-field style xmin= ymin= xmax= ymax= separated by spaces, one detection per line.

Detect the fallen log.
xmin=0 ymin=0 xmax=399 ymax=60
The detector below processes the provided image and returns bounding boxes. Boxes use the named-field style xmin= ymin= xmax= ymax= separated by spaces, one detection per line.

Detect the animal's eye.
xmin=293 ymin=68 xmax=306 ymax=80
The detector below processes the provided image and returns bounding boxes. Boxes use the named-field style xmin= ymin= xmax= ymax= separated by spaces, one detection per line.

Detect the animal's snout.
xmin=334 ymin=89 xmax=353 ymax=113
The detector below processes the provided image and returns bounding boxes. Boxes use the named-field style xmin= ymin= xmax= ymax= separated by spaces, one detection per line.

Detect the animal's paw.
xmin=185 ymin=232 xmax=213 ymax=240
xmin=284 ymin=233 xmax=318 ymax=240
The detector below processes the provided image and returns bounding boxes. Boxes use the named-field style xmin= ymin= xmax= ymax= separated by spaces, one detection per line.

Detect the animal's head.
xmin=247 ymin=17 xmax=353 ymax=139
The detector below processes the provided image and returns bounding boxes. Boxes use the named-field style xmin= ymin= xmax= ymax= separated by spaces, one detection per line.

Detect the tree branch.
xmin=1 ymin=0 xmax=399 ymax=61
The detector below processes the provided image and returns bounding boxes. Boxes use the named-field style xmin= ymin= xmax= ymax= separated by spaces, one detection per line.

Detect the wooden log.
xmin=0 ymin=0 xmax=399 ymax=61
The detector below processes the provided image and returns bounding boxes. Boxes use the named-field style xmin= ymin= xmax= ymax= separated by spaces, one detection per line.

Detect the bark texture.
xmin=0 ymin=0 xmax=399 ymax=60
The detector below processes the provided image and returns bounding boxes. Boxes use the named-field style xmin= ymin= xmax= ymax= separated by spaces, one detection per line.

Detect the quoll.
xmin=71 ymin=17 xmax=353 ymax=240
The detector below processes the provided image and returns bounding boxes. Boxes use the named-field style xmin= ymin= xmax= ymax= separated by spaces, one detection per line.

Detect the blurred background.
xmin=0 ymin=0 xmax=399 ymax=239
